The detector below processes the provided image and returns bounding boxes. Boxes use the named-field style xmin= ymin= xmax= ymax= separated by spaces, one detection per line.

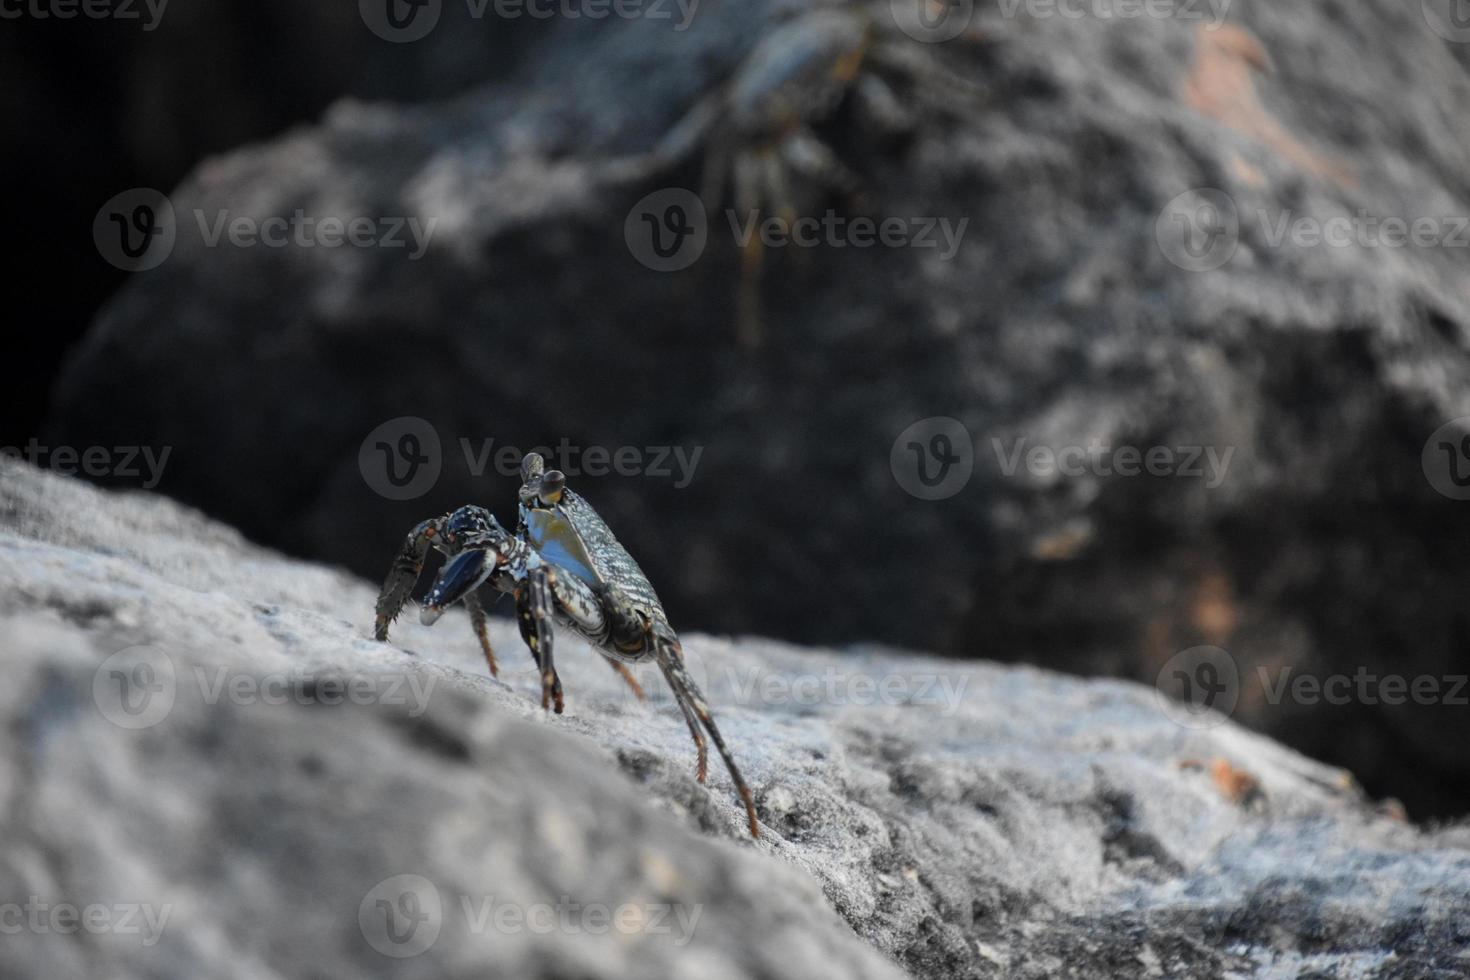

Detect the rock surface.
xmin=44 ymin=0 xmax=1470 ymax=819
xmin=4 ymin=459 xmax=1469 ymax=979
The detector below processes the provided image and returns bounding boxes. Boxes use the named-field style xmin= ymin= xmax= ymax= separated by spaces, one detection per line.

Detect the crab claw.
xmin=420 ymin=547 xmax=494 ymax=626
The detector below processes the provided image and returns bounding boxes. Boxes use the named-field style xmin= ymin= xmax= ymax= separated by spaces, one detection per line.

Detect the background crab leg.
xmin=604 ymin=658 xmax=648 ymax=702
xmin=733 ymin=151 xmax=768 ymax=348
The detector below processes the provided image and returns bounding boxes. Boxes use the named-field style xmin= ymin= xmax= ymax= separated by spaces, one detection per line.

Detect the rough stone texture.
xmin=44 ymin=0 xmax=1470 ymax=822
xmin=5 ymin=460 xmax=1470 ymax=979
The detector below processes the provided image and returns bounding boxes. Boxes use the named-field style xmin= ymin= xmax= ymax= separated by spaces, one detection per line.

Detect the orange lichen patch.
xmin=1179 ymin=757 xmax=1264 ymax=805
xmin=1189 ymin=568 xmax=1239 ymax=646
xmin=1210 ymin=757 xmax=1262 ymax=804
xmin=1181 ymin=24 xmax=1355 ymax=188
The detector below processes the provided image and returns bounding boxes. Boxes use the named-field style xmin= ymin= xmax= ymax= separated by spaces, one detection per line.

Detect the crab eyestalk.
xmin=374 ymin=517 xmax=442 ymax=641
xmin=537 ymin=470 xmax=566 ymax=505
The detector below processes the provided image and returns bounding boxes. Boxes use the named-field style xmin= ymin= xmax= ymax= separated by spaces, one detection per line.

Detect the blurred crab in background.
xmin=649 ymin=1 xmax=988 ymax=346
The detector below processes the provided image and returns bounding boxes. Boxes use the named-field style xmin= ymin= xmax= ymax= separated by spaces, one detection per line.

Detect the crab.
xmin=373 ymin=452 xmax=760 ymax=839
xmin=647 ymin=2 xmax=987 ymax=347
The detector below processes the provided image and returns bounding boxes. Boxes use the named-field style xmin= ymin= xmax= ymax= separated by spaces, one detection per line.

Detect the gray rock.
xmin=4 ymin=459 xmax=1468 ymax=979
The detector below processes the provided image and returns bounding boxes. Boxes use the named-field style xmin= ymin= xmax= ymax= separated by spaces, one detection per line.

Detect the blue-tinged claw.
xmin=420 ymin=547 xmax=494 ymax=626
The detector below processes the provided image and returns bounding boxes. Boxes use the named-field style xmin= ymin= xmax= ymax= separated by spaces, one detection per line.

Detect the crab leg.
xmin=651 ymin=628 xmax=759 ymax=838
xmin=374 ymin=517 xmax=442 ymax=641
xmin=516 ymin=565 xmax=564 ymax=714
xmin=463 ymin=592 xmax=500 ymax=678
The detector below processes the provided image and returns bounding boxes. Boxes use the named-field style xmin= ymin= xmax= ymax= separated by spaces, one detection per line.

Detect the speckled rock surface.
xmin=4 ymin=460 xmax=1468 ymax=978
